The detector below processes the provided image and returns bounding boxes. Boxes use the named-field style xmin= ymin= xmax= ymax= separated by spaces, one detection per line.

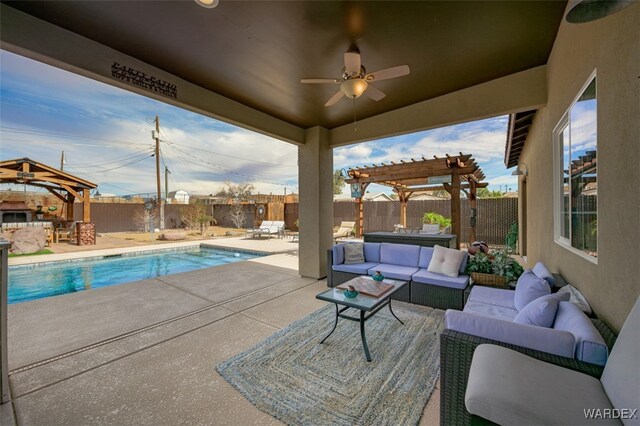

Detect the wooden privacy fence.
xmin=73 ymin=203 xmax=258 ymax=232
xmin=333 ymin=198 xmax=518 ymax=245
xmin=73 ymin=198 xmax=517 ymax=245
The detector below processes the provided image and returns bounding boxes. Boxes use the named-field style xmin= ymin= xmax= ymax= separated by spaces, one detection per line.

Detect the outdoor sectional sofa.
xmin=439 ymin=265 xmax=618 ymax=425
xmin=327 ymin=242 xmax=470 ymax=309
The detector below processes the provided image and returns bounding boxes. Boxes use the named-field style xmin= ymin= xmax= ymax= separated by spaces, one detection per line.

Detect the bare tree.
xmin=215 ymin=181 xmax=255 ymax=201
xmin=133 ymin=205 xmax=157 ymax=232
xmin=181 ymin=202 xmax=216 ymax=236
xmin=228 ymin=203 xmax=246 ymax=229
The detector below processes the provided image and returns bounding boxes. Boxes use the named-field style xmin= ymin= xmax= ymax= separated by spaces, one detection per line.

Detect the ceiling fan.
xmin=301 ymin=46 xmax=410 ymax=107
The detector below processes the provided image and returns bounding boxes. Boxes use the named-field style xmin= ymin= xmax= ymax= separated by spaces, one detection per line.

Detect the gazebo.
xmin=0 ymin=157 xmax=98 ymax=244
xmin=344 ymin=153 xmax=488 ymax=248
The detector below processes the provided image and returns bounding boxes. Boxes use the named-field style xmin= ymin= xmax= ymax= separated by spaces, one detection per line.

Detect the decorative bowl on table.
xmin=343 ymin=285 xmax=359 ymax=298
xmin=372 ymin=271 xmax=385 ymax=282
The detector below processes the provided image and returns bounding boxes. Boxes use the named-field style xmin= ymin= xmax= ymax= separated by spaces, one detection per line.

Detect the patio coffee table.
xmin=315 ymin=277 xmax=407 ymax=362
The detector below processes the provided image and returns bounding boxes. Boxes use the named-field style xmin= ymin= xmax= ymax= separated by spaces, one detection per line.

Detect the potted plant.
xmin=422 ymin=212 xmax=452 ymax=234
xmin=465 ymin=248 xmax=524 ymax=286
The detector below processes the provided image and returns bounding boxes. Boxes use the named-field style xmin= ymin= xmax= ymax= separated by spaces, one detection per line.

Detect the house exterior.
xmin=167 ymin=190 xmax=189 ymax=204
xmin=334 ymin=192 xmax=392 ymax=202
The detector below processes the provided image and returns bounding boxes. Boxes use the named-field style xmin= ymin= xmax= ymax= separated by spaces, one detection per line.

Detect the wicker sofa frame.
xmin=326 ymin=250 xmax=411 ymax=302
xmin=327 ymin=249 xmax=470 ymax=307
xmin=440 ymin=319 xmax=617 ymax=425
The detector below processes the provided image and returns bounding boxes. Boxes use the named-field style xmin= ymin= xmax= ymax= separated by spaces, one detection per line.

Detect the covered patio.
xmin=1 ymin=1 xmax=638 ymax=425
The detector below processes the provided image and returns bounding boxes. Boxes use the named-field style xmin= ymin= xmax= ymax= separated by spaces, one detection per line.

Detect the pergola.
xmin=0 ymin=157 xmax=97 ymax=223
xmin=345 ymin=153 xmax=488 ymax=248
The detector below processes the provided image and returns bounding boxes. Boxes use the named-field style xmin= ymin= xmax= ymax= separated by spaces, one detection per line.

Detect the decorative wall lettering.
xmin=111 ymin=62 xmax=177 ymax=99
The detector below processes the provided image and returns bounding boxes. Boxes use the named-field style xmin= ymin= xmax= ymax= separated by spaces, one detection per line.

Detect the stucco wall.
xmin=520 ymin=3 xmax=639 ymax=331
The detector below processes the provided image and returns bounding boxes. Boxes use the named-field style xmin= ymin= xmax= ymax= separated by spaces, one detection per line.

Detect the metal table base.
xmin=320 ymin=298 xmax=404 ymax=362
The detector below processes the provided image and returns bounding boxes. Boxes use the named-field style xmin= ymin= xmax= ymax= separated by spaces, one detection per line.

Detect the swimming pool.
xmin=8 ymin=246 xmax=262 ymax=304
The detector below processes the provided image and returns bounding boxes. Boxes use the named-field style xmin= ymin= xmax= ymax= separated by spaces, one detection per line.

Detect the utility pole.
xmin=165 ymin=166 xmax=170 ymax=200
xmin=60 ymin=151 xmax=65 ymax=171
xmin=154 ymin=115 xmax=164 ymax=230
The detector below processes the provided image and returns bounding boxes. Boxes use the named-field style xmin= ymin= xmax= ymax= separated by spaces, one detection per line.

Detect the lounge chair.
xmin=245 ymin=220 xmax=285 ymax=239
xmin=246 ymin=220 xmax=272 ymax=239
xmin=333 ymin=221 xmax=355 ymax=241
xmin=262 ymin=220 xmax=285 ymax=239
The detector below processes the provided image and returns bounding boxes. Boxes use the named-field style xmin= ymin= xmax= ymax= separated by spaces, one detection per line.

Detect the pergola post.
xmin=66 ymin=194 xmax=75 ymax=222
xmin=398 ymin=189 xmax=409 ymax=228
xmin=469 ymin=180 xmax=478 ymax=243
xmin=450 ymin=173 xmax=461 ymax=249
xmin=354 ymin=182 xmax=369 ymax=238
xmin=82 ymin=188 xmax=91 ymax=222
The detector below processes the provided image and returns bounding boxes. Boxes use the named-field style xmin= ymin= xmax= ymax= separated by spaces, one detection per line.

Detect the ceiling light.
xmin=195 ymin=0 xmax=219 ymax=9
xmin=566 ymin=0 xmax=634 ymax=23
xmin=341 ymin=79 xmax=368 ymax=99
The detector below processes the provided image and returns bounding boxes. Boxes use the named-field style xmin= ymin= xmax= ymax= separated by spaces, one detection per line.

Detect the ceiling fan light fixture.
xmin=195 ymin=0 xmax=219 ymax=9
xmin=341 ymin=79 xmax=368 ymax=99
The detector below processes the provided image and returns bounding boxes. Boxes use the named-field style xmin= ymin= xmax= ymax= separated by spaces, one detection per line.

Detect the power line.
xmin=66 ymin=147 xmax=153 ymax=168
xmin=168 ymin=143 xmax=294 ymax=187
xmin=63 ymin=165 xmax=140 ymax=195
xmin=0 ymin=126 xmax=150 ymax=147
xmin=164 ymin=137 xmax=296 ymax=167
xmin=69 ymin=153 xmax=153 ymax=173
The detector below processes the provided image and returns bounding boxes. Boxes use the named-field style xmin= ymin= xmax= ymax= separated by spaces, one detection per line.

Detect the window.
xmin=553 ymin=74 xmax=597 ymax=261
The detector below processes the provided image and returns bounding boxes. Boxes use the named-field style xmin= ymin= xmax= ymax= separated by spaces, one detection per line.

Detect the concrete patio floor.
xmin=2 ymin=242 xmax=440 ymax=425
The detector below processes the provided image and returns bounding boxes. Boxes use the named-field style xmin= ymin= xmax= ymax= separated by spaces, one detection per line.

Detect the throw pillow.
xmin=557 ymin=284 xmax=592 ymax=315
xmin=343 ymin=243 xmax=365 ymax=264
xmin=514 ymin=270 xmax=551 ymax=311
xmin=427 ymin=245 xmax=466 ymax=278
xmin=532 ymin=262 xmax=556 ymax=288
xmin=514 ymin=294 xmax=560 ymax=328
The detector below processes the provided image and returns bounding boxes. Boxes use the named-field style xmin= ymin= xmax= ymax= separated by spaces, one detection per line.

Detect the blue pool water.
xmin=8 ymin=247 xmax=261 ymax=304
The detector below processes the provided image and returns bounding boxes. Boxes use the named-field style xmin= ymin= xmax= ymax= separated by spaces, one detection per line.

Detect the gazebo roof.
xmin=0 ymin=157 xmax=96 ymax=190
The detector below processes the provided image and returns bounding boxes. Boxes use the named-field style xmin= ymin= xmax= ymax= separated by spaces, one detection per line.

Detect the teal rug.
xmin=216 ymin=303 xmax=444 ymax=425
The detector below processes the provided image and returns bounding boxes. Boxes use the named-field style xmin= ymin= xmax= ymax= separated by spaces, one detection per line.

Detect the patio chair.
xmin=333 ymin=221 xmax=355 ymax=241
xmin=55 ymin=221 xmax=76 ymax=243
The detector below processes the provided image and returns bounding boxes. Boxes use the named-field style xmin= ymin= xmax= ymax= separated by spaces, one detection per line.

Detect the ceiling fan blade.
xmin=325 ymin=90 xmax=345 ymax=107
xmin=344 ymin=51 xmax=361 ymax=74
xmin=365 ymin=65 xmax=410 ymax=82
xmin=364 ymin=85 xmax=386 ymax=101
xmin=301 ymin=78 xmax=341 ymax=84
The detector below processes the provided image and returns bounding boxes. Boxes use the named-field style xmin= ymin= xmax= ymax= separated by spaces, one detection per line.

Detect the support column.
xmin=298 ymin=126 xmax=333 ymax=279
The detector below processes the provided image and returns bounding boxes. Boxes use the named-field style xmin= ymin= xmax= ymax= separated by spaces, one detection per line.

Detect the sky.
xmin=0 ymin=50 xmax=518 ymax=197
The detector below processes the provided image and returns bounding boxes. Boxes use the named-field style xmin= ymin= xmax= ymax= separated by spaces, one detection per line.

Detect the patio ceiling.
xmin=2 ymin=1 xmax=566 ymax=130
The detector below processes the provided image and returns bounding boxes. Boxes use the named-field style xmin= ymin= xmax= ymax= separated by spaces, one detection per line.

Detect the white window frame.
xmin=552 ymin=70 xmax=598 ymax=264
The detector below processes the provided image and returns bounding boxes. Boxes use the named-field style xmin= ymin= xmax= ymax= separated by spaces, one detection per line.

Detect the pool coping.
xmin=8 ymin=238 xmax=296 ymax=267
